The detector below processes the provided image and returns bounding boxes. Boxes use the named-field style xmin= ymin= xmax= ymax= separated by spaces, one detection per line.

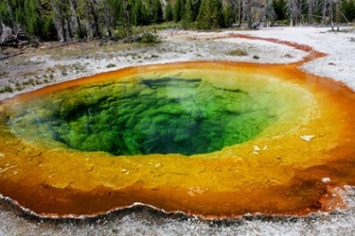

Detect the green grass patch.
xmin=227 ymin=49 xmax=248 ymax=56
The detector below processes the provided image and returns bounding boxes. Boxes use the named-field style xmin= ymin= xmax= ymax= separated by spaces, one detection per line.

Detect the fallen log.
xmin=0 ymin=46 xmax=30 ymax=60
xmin=0 ymin=51 xmax=23 ymax=60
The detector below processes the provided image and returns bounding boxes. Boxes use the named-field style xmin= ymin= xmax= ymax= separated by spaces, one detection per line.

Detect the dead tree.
xmin=245 ymin=0 xmax=266 ymax=29
xmin=51 ymin=0 xmax=71 ymax=42
xmin=121 ymin=0 xmax=131 ymax=37
xmin=322 ymin=0 xmax=334 ymax=27
xmin=335 ymin=0 xmax=340 ymax=31
xmin=88 ymin=0 xmax=101 ymax=38
xmin=308 ymin=0 xmax=315 ymax=24
xmin=69 ymin=0 xmax=85 ymax=39
xmin=0 ymin=23 xmax=14 ymax=43
xmin=0 ymin=24 xmax=36 ymax=48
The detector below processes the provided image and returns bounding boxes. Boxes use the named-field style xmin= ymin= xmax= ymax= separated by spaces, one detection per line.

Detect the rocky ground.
xmin=1 ymin=26 xmax=355 ymax=235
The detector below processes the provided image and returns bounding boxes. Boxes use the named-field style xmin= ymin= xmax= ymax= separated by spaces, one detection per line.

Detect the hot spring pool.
xmin=0 ymin=61 xmax=355 ymax=218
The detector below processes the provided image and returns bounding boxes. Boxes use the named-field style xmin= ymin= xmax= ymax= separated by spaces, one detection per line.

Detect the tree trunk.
xmin=88 ymin=0 xmax=101 ymax=38
xmin=122 ymin=0 xmax=131 ymax=37
xmin=102 ymin=2 xmax=113 ymax=38
xmin=330 ymin=0 xmax=334 ymax=30
xmin=336 ymin=0 xmax=340 ymax=31
xmin=238 ymin=0 xmax=241 ymax=25
xmin=0 ymin=23 xmax=14 ymax=43
xmin=69 ymin=0 xmax=85 ymax=39
xmin=308 ymin=0 xmax=314 ymax=24
xmin=289 ymin=0 xmax=294 ymax=26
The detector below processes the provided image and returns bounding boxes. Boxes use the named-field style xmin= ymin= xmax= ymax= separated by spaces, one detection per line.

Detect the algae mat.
xmin=0 ymin=61 xmax=355 ymax=218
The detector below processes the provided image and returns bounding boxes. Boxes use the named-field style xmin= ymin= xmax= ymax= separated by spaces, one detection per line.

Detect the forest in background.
xmin=0 ymin=0 xmax=355 ymax=43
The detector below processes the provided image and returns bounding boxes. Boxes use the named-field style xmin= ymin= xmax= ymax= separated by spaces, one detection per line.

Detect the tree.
xmin=131 ymin=0 xmax=144 ymax=25
xmin=307 ymin=0 xmax=315 ymax=24
xmin=223 ymin=0 xmax=238 ymax=27
xmin=286 ymin=0 xmax=303 ymax=26
xmin=51 ymin=0 xmax=70 ymax=41
xmin=183 ymin=0 xmax=194 ymax=24
xmin=196 ymin=0 xmax=224 ymax=29
xmin=87 ymin=0 xmax=101 ymax=38
xmin=196 ymin=0 xmax=210 ymax=29
xmin=274 ymin=0 xmax=287 ymax=21
xmin=174 ymin=0 xmax=185 ymax=22
xmin=164 ymin=1 xmax=173 ymax=21
xmin=119 ymin=0 xmax=131 ymax=37
xmin=69 ymin=0 xmax=85 ymax=39
xmin=24 ymin=0 xmax=41 ymax=35
xmin=342 ymin=0 xmax=355 ymax=22
xmin=264 ymin=0 xmax=276 ymax=26
xmin=0 ymin=0 xmax=15 ymax=27
xmin=321 ymin=0 xmax=333 ymax=26
xmin=210 ymin=0 xmax=224 ymax=28
xmin=151 ymin=0 xmax=163 ymax=23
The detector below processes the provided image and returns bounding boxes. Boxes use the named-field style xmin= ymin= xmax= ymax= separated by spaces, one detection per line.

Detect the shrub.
xmin=140 ymin=32 xmax=159 ymax=43
xmin=227 ymin=49 xmax=248 ymax=56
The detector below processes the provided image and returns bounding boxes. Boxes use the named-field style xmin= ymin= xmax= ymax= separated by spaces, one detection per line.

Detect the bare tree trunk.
xmin=51 ymin=0 xmax=67 ymax=42
xmin=288 ymin=0 xmax=294 ymax=26
xmin=265 ymin=0 xmax=276 ymax=26
xmin=88 ymin=0 xmax=101 ymax=38
xmin=322 ymin=0 xmax=327 ymax=24
xmin=242 ymin=0 xmax=248 ymax=24
xmin=330 ymin=0 xmax=334 ymax=30
xmin=101 ymin=2 xmax=113 ymax=38
xmin=336 ymin=0 xmax=340 ymax=31
xmin=308 ymin=0 xmax=314 ymax=24
xmin=246 ymin=0 xmax=252 ymax=28
xmin=67 ymin=19 xmax=73 ymax=39
xmin=61 ymin=18 xmax=68 ymax=41
xmin=0 ymin=23 xmax=14 ymax=43
xmin=238 ymin=0 xmax=242 ymax=25
xmin=122 ymin=0 xmax=131 ymax=37
xmin=69 ymin=0 xmax=85 ymax=39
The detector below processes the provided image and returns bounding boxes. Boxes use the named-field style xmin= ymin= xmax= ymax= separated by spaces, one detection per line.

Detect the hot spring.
xmin=0 ymin=61 xmax=355 ymax=218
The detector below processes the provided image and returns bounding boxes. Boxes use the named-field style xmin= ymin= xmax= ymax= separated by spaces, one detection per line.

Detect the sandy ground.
xmin=1 ymin=26 xmax=355 ymax=235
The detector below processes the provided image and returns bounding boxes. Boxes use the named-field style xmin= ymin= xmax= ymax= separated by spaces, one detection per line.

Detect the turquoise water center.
xmin=8 ymin=76 xmax=280 ymax=156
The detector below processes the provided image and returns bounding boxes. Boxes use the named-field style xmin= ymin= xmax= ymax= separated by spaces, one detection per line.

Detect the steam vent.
xmin=1 ymin=61 xmax=355 ymax=218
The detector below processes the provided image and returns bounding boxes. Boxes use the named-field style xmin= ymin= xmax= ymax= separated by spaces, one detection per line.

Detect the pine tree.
xmin=196 ymin=0 xmax=210 ymax=29
xmin=131 ymin=0 xmax=143 ymax=25
xmin=0 ymin=0 xmax=14 ymax=27
xmin=24 ymin=0 xmax=41 ymax=35
xmin=223 ymin=0 xmax=237 ymax=27
xmin=151 ymin=0 xmax=163 ymax=23
xmin=174 ymin=0 xmax=185 ymax=22
xmin=342 ymin=0 xmax=355 ymax=22
xmin=210 ymin=0 xmax=223 ymax=29
xmin=183 ymin=0 xmax=194 ymax=24
xmin=191 ymin=0 xmax=201 ymax=21
xmin=197 ymin=0 xmax=223 ymax=29
xmin=164 ymin=1 xmax=173 ymax=21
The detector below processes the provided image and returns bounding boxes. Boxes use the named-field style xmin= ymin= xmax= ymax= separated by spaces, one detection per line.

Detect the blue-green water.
xmin=8 ymin=78 xmax=277 ymax=156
